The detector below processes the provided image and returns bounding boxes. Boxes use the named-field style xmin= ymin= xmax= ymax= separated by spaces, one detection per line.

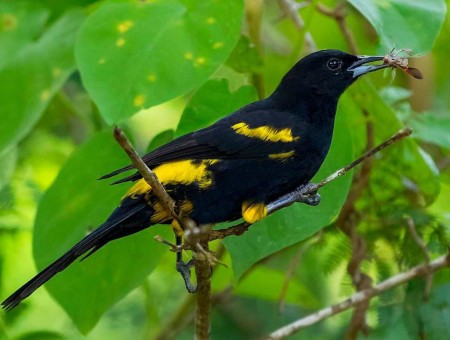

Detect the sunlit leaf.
xmin=76 ymin=0 xmax=244 ymax=124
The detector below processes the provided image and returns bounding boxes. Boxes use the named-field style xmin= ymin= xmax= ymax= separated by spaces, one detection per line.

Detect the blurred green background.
xmin=1 ymin=0 xmax=450 ymax=338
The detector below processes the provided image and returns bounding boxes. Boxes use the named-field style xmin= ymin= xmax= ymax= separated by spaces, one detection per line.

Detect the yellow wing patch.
xmin=242 ymin=202 xmax=268 ymax=224
xmin=231 ymin=122 xmax=299 ymax=143
xmin=124 ymin=159 xmax=219 ymax=199
xmin=268 ymin=150 xmax=295 ymax=160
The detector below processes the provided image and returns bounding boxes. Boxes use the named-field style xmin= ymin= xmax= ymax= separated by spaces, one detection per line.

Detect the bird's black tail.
xmin=1 ymin=205 xmax=146 ymax=311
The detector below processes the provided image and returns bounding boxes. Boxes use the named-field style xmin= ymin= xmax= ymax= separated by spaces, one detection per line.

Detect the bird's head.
xmin=271 ymin=50 xmax=387 ymax=106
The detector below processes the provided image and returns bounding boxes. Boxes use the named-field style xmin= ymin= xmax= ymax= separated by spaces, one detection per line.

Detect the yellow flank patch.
xmin=242 ymin=202 xmax=268 ymax=224
xmin=232 ymin=123 xmax=299 ymax=143
xmin=268 ymin=150 xmax=295 ymax=160
xmin=150 ymin=201 xmax=168 ymax=223
xmin=171 ymin=220 xmax=184 ymax=236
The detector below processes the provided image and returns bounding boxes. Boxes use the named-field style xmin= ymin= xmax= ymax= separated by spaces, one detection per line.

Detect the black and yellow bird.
xmin=2 ymin=50 xmax=388 ymax=310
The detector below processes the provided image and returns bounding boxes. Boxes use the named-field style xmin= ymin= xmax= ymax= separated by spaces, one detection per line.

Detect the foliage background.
xmin=0 ymin=0 xmax=449 ymax=338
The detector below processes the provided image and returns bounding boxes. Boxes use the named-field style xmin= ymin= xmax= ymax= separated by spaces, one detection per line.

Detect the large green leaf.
xmin=34 ymin=131 xmax=171 ymax=333
xmin=176 ymin=78 xmax=258 ymax=136
xmin=0 ymin=7 xmax=84 ymax=154
xmin=225 ymin=97 xmax=356 ymax=279
xmin=76 ymin=0 xmax=244 ymax=124
xmin=348 ymin=0 xmax=446 ymax=53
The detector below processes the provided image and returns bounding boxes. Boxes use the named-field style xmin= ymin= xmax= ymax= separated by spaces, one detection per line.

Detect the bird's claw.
xmin=293 ymin=183 xmax=320 ymax=206
xmin=176 ymin=259 xmax=197 ymax=293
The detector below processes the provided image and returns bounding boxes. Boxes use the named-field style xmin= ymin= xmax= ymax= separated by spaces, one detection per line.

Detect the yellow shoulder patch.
xmin=242 ymin=201 xmax=268 ymax=224
xmin=232 ymin=122 xmax=299 ymax=143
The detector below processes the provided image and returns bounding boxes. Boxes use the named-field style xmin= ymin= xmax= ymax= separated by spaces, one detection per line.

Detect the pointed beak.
xmin=348 ymin=55 xmax=388 ymax=78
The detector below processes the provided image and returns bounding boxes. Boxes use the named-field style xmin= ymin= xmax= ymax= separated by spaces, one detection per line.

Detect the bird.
xmin=2 ymin=49 xmax=389 ymax=310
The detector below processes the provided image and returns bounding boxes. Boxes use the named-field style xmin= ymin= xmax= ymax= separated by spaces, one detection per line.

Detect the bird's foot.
xmin=294 ymin=183 xmax=320 ymax=206
xmin=176 ymin=259 xmax=197 ymax=293
xmin=267 ymin=182 xmax=320 ymax=214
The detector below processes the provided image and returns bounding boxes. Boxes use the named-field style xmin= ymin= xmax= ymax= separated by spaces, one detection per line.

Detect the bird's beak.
xmin=348 ymin=55 xmax=388 ymax=78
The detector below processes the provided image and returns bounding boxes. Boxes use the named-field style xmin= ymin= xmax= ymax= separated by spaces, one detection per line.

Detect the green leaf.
xmin=176 ymin=78 xmax=258 ymax=136
xmin=348 ymin=0 xmax=447 ymax=53
xmin=0 ymin=1 xmax=49 ymax=68
xmin=225 ymin=97 xmax=356 ymax=279
xmin=34 ymin=131 xmax=171 ymax=333
xmin=76 ymin=0 xmax=244 ymax=124
xmin=235 ymin=266 xmax=318 ymax=308
xmin=351 ymin=80 xmax=440 ymax=205
xmin=226 ymin=35 xmax=264 ymax=74
xmin=0 ymin=146 xmax=17 ymax=192
xmin=408 ymin=112 xmax=450 ymax=149
xmin=0 ymin=8 xmax=85 ymax=153
xmin=146 ymin=129 xmax=174 ymax=152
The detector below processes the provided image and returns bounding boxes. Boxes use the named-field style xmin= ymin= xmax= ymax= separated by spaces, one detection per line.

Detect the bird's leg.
xmin=175 ymin=235 xmax=197 ymax=293
xmin=267 ymin=182 xmax=320 ymax=214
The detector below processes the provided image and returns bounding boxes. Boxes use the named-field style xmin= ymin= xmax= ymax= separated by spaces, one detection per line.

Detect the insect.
xmin=383 ymin=48 xmax=423 ymax=79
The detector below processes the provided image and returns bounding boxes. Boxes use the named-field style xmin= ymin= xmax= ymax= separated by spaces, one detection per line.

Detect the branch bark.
xmin=265 ymin=254 xmax=450 ymax=339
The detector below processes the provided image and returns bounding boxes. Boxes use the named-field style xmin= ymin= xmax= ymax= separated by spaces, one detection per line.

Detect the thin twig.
xmin=113 ymin=127 xmax=212 ymax=339
xmin=265 ymin=254 xmax=450 ymax=339
xmin=316 ymin=2 xmax=359 ymax=54
xmin=406 ymin=216 xmax=433 ymax=299
xmin=113 ymin=127 xmax=183 ymax=225
xmin=205 ymin=128 xmax=412 ymax=242
xmin=278 ymin=0 xmax=317 ymax=53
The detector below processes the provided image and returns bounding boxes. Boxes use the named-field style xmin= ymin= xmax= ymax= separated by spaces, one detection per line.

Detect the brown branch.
xmin=205 ymin=128 xmax=412 ymax=242
xmin=337 ymin=112 xmax=374 ymax=338
xmin=113 ymin=127 xmax=183 ymax=225
xmin=277 ymin=0 xmax=317 ymax=53
xmin=113 ymin=127 xmax=212 ymax=339
xmin=316 ymin=2 xmax=359 ymax=54
xmin=265 ymin=254 xmax=450 ymax=339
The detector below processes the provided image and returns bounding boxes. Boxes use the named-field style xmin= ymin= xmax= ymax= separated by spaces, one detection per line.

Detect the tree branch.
xmin=113 ymin=127 xmax=211 ymax=339
xmin=265 ymin=254 xmax=450 ymax=339
xmin=277 ymin=0 xmax=317 ymax=53
xmin=206 ymin=128 xmax=412 ymax=242
xmin=113 ymin=127 xmax=183 ymax=225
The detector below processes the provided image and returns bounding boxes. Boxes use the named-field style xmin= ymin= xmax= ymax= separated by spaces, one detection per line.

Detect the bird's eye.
xmin=327 ymin=58 xmax=343 ymax=71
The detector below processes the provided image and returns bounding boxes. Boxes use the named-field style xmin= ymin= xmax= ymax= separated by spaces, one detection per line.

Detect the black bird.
xmin=2 ymin=50 xmax=388 ymax=310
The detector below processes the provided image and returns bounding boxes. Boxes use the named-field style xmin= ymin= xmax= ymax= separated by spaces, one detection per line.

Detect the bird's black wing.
xmin=101 ymin=107 xmax=302 ymax=184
